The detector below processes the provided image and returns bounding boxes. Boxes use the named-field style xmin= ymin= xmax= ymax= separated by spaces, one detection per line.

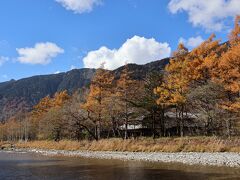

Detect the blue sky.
xmin=0 ymin=0 xmax=239 ymax=82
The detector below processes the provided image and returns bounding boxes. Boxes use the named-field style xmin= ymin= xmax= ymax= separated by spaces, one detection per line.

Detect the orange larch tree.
xmin=116 ymin=64 xmax=141 ymax=139
xmin=185 ymin=34 xmax=227 ymax=84
xmin=217 ymin=15 xmax=240 ymax=94
xmin=155 ymin=43 xmax=189 ymax=137
xmin=216 ymin=16 xmax=240 ymax=136
xmin=82 ymin=65 xmax=114 ymax=140
xmin=31 ymin=91 xmax=70 ymax=140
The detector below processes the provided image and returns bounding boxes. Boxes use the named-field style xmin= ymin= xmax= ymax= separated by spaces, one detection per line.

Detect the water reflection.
xmin=0 ymin=151 xmax=239 ymax=180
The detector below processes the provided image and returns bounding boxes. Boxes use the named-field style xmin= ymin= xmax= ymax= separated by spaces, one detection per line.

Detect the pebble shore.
xmin=15 ymin=148 xmax=240 ymax=167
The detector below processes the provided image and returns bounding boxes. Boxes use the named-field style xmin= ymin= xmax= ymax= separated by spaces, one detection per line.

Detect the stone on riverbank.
xmin=14 ymin=148 xmax=240 ymax=168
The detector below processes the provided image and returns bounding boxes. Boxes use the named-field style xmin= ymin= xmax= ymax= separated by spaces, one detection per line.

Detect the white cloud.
xmin=83 ymin=36 xmax=171 ymax=70
xmin=179 ymin=36 xmax=204 ymax=48
xmin=56 ymin=0 xmax=102 ymax=14
xmin=0 ymin=56 xmax=9 ymax=66
xmin=16 ymin=42 xmax=64 ymax=65
xmin=54 ymin=71 xmax=61 ymax=74
xmin=70 ymin=65 xmax=77 ymax=70
xmin=168 ymin=0 xmax=240 ymax=31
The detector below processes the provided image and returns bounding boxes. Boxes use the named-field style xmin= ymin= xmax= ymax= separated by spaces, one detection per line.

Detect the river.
xmin=0 ymin=151 xmax=239 ymax=180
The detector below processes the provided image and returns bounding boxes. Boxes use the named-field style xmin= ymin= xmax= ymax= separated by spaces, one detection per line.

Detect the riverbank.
xmin=1 ymin=137 xmax=237 ymax=167
xmin=14 ymin=148 xmax=240 ymax=167
xmin=14 ymin=137 xmax=240 ymax=152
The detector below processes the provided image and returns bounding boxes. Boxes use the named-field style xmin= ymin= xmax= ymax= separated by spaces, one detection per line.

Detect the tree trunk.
xmin=124 ymin=100 xmax=128 ymax=139
xmin=161 ymin=108 xmax=165 ymax=137
xmin=179 ymin=105 xmax=184 ymax=137
xmin=180 ymin=120 xmax=184 ymax=137
xmin=96 ymin=120 xmax=101 ymax=140
xmin=152 ymin=114 xmax=156 ymax=139
xmin=226 ymin=119 xmax=231 ymax=139
xmin=111 ymin=117 xmax=116 ymax=137
xmin=124 ymin=120 xmax=128 ymax=139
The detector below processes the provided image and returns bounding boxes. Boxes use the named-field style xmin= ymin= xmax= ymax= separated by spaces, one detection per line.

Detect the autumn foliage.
xmin=155 ymin=16 xmax=240 ymax=137
xmin=0 ymin=16 xmax=240 ymax=142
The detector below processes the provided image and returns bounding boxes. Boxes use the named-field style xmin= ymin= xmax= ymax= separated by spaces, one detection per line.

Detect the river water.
xmin=0 ymin=151 xmax=239 ymax=180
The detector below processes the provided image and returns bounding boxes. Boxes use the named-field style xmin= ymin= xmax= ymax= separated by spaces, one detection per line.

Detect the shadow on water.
xmin=0 ymin=151 xmax=239 ymax=180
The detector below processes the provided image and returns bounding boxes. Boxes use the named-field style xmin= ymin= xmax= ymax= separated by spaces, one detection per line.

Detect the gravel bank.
xmin=14 ymin=148 xmax=240 ymax=168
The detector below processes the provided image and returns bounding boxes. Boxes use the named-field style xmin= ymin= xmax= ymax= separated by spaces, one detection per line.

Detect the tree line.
xmin=0 ymin=16 xmax=239 ymax=142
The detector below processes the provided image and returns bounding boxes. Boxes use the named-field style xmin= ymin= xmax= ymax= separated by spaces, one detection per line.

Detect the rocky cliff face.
xmin=0 ymin=58 xmax=169 ymax=121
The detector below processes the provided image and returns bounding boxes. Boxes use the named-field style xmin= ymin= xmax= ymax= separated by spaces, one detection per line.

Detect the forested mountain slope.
xmin=0 ymin=58 xmax=170 ymax=121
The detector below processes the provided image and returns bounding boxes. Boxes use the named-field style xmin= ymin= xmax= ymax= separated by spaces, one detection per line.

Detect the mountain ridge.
xmin=0 ymin=58 xmax=170 ymax=122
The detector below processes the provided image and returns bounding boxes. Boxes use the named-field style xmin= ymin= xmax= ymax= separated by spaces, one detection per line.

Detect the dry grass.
xmin=14 ymin=137 xmax=240 ymax=153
